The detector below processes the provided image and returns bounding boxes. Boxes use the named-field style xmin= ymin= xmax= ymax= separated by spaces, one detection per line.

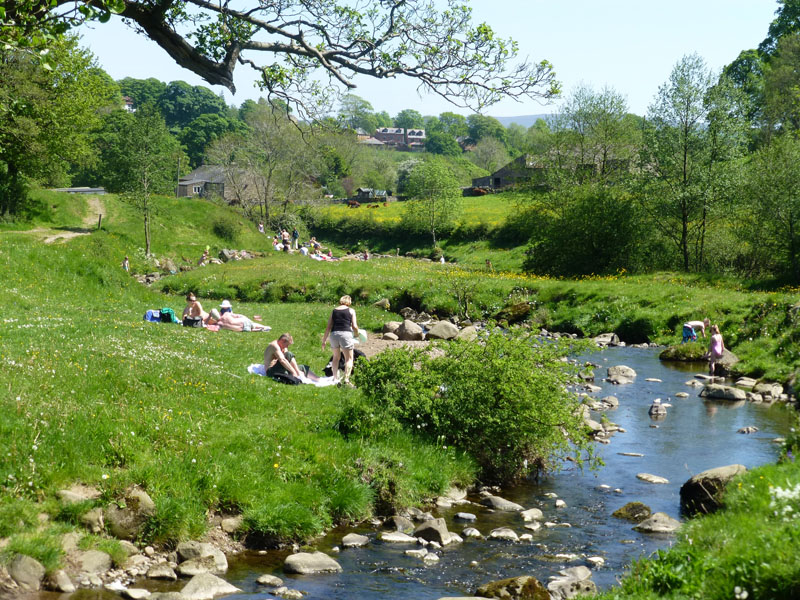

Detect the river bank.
xmin=6 ymin=347 xmax=796 ymax=599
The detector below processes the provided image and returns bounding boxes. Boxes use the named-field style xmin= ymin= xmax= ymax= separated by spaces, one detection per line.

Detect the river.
xmin=218 ymin=346 xmax=794 ymax=599
xmin=62 ymin=346 xmax=795 ymax=600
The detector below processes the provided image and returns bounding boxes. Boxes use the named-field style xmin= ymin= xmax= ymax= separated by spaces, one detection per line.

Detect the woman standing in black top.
xmin=322 ymin=295 xmax=359 ymax=386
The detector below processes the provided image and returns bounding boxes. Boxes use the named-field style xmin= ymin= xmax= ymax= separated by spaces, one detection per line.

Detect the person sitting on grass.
xmin=182 ymin=293 xmax=209 ymax=325
xmin=264 ymin=333 xmax=320 ymax=382
xmin=682 ymin=318 xmax=710 ymax=343
xmin=210 ymin=300 xmax=271 ymax=332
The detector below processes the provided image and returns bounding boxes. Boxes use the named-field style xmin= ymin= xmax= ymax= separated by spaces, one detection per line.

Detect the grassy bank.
xmin=3 ymin=189 xmax=800 ymax=591
xmin=159 ymin=250 xmax=800 ymax=381
xmin=0 ymin=192 xmax=476 ymax=566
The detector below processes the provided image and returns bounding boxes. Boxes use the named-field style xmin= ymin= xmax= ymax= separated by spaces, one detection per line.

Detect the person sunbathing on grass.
xmin=264 ymin=333 xmax=320 ymax=381
xmin=209 ymin=300 xmax=271 ymax=332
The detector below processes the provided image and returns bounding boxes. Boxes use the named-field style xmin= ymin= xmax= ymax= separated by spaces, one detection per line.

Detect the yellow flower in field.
xmin=273 ymin=463 xmax=279 ymax=468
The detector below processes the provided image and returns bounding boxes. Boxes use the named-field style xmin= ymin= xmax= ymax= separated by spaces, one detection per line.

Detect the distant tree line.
xmin=5 ymin=1 xmax=800 ymax=282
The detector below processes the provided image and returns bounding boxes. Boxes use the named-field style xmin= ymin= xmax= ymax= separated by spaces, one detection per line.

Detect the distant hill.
xmin=491 ymin=114 xmax=553 ymax=128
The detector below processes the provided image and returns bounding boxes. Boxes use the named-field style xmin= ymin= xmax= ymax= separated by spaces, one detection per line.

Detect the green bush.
xmin=351 ymin=331 xmax=596 ymax=483
xmin=212 ymin=217 xmax=240 ymax=244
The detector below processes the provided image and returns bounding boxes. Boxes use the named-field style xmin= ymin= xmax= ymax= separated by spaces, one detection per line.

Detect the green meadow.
xmin=2 ymin=190 xmax=800 ymax=597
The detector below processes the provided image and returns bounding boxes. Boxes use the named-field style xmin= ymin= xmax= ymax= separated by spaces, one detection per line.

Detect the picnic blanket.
xmin=247 ymin=364 xmax=337 ymax=387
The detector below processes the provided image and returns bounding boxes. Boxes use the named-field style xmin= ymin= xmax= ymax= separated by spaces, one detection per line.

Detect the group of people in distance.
xmin=681 ymin=317 xmax=725 ymax=376
xmin=183 ymin=293 xmax=271 ymax=332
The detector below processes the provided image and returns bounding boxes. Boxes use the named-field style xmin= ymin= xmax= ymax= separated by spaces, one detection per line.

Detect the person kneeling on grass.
xmin=264 ymin=333 xmax=319 ymax=382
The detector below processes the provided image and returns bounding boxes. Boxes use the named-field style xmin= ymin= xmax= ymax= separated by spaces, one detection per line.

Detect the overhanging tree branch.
xmin=2 ymin=0 xmax=559 ymax=116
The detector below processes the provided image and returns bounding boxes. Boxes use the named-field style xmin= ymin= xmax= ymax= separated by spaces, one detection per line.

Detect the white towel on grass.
xmin=247 ymin=364 xmax=338 ymax=387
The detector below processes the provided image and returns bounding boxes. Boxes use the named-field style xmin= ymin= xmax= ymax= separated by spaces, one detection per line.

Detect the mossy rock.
xmin=495 ymin=302 xmax=532 ymax=325
xmin=475 ymin=575 xmax=550 ymax=600
xmin=612 ymin=501 xmax=652 ymax=523
xmin=659 ymin=343 xmax=707 ymax=362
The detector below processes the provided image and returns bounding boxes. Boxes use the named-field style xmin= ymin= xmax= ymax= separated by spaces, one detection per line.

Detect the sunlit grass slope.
xmin=0 ymin=192 xmax=474 ymax=561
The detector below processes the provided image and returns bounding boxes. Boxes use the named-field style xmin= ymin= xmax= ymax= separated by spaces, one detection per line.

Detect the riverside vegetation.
xmin=2 ymin=190 xmax=800 ymax=600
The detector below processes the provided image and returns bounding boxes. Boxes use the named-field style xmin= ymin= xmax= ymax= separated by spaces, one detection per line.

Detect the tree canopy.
xmin=4 ymin=0 xmax=559 ymax=118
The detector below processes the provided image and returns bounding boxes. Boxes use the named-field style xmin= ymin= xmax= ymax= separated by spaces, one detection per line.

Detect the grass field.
xmin=2 ymin=189 xmax=800 ymax=596
xmin=318 ymin=192 xmax=522 ymax=228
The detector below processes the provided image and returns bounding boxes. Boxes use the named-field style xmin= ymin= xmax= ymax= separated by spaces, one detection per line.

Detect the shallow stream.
xmin=69 ymin=346 xmax=796 ymax=599
xmin=220 ymin=346 xmax=794 ymax=599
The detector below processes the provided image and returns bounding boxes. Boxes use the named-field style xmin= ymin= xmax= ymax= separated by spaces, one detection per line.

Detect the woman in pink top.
xmin=707 ymin=324 xmax=725 ymax=376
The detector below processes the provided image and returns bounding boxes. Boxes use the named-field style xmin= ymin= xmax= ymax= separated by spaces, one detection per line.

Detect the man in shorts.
xmin=264 ymin=333 xmax=319 ymax=381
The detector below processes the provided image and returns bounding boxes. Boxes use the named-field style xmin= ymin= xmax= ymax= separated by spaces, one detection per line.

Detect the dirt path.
xmin=34 ymin=195 xmax=105 ymax=244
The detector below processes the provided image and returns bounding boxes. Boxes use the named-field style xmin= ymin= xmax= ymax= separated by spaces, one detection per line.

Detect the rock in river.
xmin=480 ymin=495 xmax=524 ymax=511
xmin=680 ymin=464 xmax=747 ymax=516
xmin=633 ymin=512 xmax=681 ymax=534
xmin=636 ymin=473 xmax=669 ymax=484
xmin=283 ymin=552 xmax=342 ymax=574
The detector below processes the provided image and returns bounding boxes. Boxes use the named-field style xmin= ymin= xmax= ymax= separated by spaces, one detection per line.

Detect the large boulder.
xmin=341 ymin=533 xmax=369 ymax=548
xmin=593 ymin=333 xmax=620 ymax=346
xmin=382 ymin=321 xmax=402 ymax=335
xmin=180 ymin=573 xmax=241 ymax=600
xmin=608 ymin=365 xmax=636 ymax=379
xmin=456 ymin=325 xmax=479 ymax=342
xmin=753 ymin=381 xmax=783 ymax=399
xmin=680 ymin=464 xmax=747 ymax=516
xmin=633 ymin=512 xmax=681 ymax=534
xmin=77 ymin=550 xmax=112 ymax=574
xmin=700 ymin=384 xmax=747 ymax=401
xmin=413 ymin=518 xmax=450 ymax=545
xmin=175 ymin=542 xmax=227 ymax=574
xmin=396 ymin=319 xmax=425 ymax=341
xmin=104 ymin=486 xmax=156 ymax=540
xmin=283 ymin=552 xmax=342 ymax=574
xmin=479 ymin=495 xmax=524 ymax=512
xmin=494 ymin=302 xmax=531 ymax=325
xmin=475 ymin=575 xmax=550 ymax=599
xmin=383 ymin=515 xmax=415 ymax=534
xmin=426 ymin=321 xmax=459 ymax=340
xmin=711 ymin=349 xmax=740 ymax=376
xmin=8 ymin=554 xmax=45 ymax=591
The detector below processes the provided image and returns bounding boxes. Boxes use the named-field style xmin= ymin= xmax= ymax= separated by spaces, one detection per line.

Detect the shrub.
xmin=212 ymin=217 xmax=239 ymax=244
xmin=352 ymin=330 xmax=595 ymax=483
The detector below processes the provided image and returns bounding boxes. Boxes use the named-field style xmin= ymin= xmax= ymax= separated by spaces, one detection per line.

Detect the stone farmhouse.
xmin=177 ymin=165 xmax=226 ymax=199
xmin=372 ymin=127 xmax=426 ymax=151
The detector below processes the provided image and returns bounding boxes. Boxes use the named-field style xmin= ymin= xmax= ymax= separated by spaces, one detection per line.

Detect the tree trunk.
xmin=144 ymin=201 xmax=151 ymax=256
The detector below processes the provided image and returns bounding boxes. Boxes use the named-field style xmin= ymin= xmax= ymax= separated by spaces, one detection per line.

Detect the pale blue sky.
xmin=78 ymin=0 xmax=779 ymax=118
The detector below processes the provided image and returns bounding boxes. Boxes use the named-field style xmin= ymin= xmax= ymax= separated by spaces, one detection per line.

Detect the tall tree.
xmin=117 ymin=77 xmax=166 ymax=109
xmin=338 ymin=94 xmax=378 ymax=132
xmin=467 ymin=114 xmax=508 ymax=146
xmin=640 ymin=54 xmax=747 ymax=271
xmin=179 ymin=113 xmax=244 ymax=168
xmin=469 ymin=137 xmax=510 ymax=174
xmin=0 ymin=35 xmax=119 ymax=216
xmin=395 ymin=109 xmax=425 ymax=129
xmin=402 ymin=158 xmax=461 ymax=247
xmin=157 ymin=81 xmax=228 ymax=130
xmin=5 ymin=1 xmax=559 ymax=118
xmin=439 ymin=112 xmax=470 ymax=139
xmin=763 ymin=32 xmax=800 ymax=134
xmin=114 ymin=105 xmax=184 ymax=255
xmin=759 ymin=0 xmax=800 ymax=56
xmin=741 ymin=135 xmax=800 ymax=281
